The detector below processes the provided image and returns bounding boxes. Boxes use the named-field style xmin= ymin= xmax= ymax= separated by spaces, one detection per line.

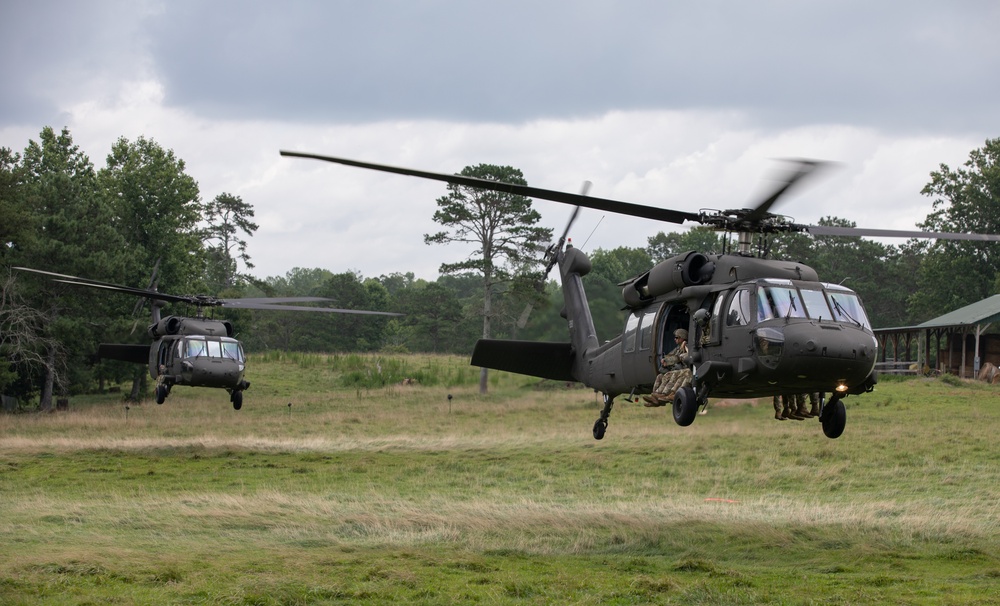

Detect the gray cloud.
xmin=141 ymin=1 xmax=1000 ymax=131
xmin=6 ymin=1 xmax=994 ymax=132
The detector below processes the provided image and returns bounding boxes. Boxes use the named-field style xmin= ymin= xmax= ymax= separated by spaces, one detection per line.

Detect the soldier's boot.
xmin=795 ymin=394 xmax=814 ymax=418
xmin=809 ymin=394 xmax=821 ymax=417
xmin=784 ymin=396 xmax=805 ymax=420
xmin=773 ymin=397 xmax=787 ymax=420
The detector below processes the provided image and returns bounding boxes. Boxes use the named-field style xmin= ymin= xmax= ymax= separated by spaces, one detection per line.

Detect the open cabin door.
xmin=620 ymin=302 xmax=690 ymax=388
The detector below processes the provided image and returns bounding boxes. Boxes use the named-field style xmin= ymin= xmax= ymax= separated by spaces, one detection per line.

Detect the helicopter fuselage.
xmin=473 ymin=247 xmax=879 ymax=403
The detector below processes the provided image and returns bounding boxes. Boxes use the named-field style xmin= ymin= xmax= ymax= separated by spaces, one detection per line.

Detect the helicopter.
xmin=279 ymin=150 xmax=1000 ymax=439
xmin=14 ymin=266 xmax=402 ymax=409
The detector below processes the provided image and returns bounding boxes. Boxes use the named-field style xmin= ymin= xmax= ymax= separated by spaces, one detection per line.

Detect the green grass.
xmin=2 ymin=355 xmax=999 ymax=604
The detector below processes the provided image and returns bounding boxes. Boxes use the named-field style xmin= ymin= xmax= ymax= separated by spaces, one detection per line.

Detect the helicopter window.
xmin=221 ymin=340 xmax=243 ymax=361
xmin=757 ymin=286 xmax=807 ymax=320
xmin=186 ymin=338 xmax=207 ymax=358
xmin=755 ymin=326 xmax=784 ymax=369
xmin=623 ymin=313 xmax=641 ymax=353
xmin=827 ymin=291 xmax=871 ymax=329
xmin=638 ymin=310 xmax=657 ymax=351
xmin=708 ymin=291 xmax=726 ymax=342
xmin=205 ymin=340 xmax=222 ymax=358
xmin=799 ymin=289 xmax=832 ymax=321
xmin=726 ymin=288 xmax=754 ymax=326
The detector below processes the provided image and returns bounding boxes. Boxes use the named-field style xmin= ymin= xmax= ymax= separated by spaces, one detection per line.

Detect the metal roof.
xmin=873 ymin=294 xmax=1000 ymax=333
xmin=916 ymin=294 xmax=1000 ymax=329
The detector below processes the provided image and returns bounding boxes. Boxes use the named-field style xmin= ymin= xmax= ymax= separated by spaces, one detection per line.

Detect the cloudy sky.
xmin=2 ymin=0 xmax=998 ymax=282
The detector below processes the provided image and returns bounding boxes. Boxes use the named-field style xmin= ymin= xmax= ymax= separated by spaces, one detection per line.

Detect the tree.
xmin=0 ymin=271 xmax=62 ymax=397
xmin=394 ymin=282 xmax=465 ymax=353
xmin=99 ymin=136 xmax=203 ymax=399
xmin=910 ymin=138 xmax=1000 ymax=320
xmin=0 ymin=147 xmax=34 ymax=266
xmin=16 ymin=127 xmax=129 ymax=407
xmin=425 ymin=164 xmax=552 ymax=393
xmin=100 ymin=136 xmax=203 ymax=292
xmin=202 ymin=192 xmax=258 ymax=291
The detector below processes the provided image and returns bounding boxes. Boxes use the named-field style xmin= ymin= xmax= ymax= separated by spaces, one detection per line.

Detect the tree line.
xmin=2 ymin=127 xmax=998 ymax=406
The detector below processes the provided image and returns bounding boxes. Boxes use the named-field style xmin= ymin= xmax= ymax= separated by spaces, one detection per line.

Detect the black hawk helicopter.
xmin=14 ymin=266 xmax=402 ymax=409
xmin=279 ymin=150 xmax=1000 ymax=439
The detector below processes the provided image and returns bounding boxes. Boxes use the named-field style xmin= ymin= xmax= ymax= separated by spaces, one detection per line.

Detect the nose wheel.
xmin=819 ymin=396 xmax=846 ymax=439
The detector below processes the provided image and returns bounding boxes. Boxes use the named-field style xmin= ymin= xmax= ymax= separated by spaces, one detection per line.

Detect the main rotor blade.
xmin=14 ymin=267 xmax=195 ymax=304
xmin=221 ymin=300 xmax=402 ymax=315
xmin=225 ymin=297 xmax=335 ymax=305
xmin=280 ymin=150 xmax=700 ymax=226
xmin=805 ymin=225 xmax=1000 ymax=241
xmin=744 ymin=159 xmax=827 ymax=224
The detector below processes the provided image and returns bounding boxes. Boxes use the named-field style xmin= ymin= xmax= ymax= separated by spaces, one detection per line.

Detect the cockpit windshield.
xmin=757 ymin=281 xmax=868 ymax=329
xmin=179 ymin=337 xmax=245 ymax=362
xmin=826 ymin=290 xmax=871 ymax=329
xmin=757 ymin=286 xmax=807 ymax=320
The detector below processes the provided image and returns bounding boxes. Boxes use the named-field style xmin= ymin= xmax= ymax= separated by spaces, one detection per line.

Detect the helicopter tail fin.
xmin=98 ymin=343 xmax=150 ymax=364
xmin=471 ymin=340 xmax=576 ymax=382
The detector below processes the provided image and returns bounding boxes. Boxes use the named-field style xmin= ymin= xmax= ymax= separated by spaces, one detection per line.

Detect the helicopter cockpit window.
xmin=186 ymin=338 xmax=207 ymax=358
xmin=221 ymin=339 xmax=243 ymax=361
xmin=182 ymin=337 xmax=244 ymax=361
xmin=826 ymin=290 xmax=871 ymax=329
xmin=799 ymin=289 xmax=833 ymax=321
xmin=726 ymin=288 xmax=754 ymax=326
xmin=757 ymin=286 xmax=807 ymax=320
xmin=708 ymin=291 xmax=726 ymax=343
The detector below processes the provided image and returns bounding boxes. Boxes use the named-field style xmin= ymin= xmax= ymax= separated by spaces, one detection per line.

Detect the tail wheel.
xmin=672 ymin=386 xmax=699 ymax=427
xmin=821 ymin=399 xmax=846 ymax=439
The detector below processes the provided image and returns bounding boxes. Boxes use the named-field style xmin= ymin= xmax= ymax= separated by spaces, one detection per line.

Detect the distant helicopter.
xmin=15 ymin=266 xmax=402 ymax=409
xmin=279 ymin=150 xmax=1000 ymax=439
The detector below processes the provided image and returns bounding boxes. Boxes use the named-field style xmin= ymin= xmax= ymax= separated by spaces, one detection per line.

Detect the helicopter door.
xmin=621 ymin=307 xmax=660 ymax=387
xmin=721 ymin=286 xmax=757 ymax=367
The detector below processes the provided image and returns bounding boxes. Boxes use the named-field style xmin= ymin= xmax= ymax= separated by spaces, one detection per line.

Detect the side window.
xmin=638 ymin=310 xmax=657 ymax=351
xmin=726 ymin=288 xmax=753 ymax=327
xmin=709 ymin=292 xmax=727 ymax=343
xmin=623 ymin=313 xmax=641 ymax=353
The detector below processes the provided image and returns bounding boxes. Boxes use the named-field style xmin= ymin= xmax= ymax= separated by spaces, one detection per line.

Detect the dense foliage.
xmin=2 ymin=128 xmax=998 ymax=406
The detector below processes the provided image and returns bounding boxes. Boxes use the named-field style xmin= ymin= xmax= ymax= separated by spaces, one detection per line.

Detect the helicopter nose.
xmin=780 ymin=323 xmax=877 ymax=382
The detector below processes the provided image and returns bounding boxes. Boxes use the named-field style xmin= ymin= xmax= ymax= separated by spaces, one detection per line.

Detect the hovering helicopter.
xmin=279 ymin=150 xmax=1000 ymax=439
xmin=14 ymin=266 xmax=402 ymax=409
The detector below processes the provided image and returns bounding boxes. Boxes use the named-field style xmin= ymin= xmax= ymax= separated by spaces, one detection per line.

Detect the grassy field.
xmin=1 ymin=353 xmax=999 ymax=604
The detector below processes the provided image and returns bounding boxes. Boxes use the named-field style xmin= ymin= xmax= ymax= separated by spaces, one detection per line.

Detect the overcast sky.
xmin=2 ymin=0 xmax=998 ymax=282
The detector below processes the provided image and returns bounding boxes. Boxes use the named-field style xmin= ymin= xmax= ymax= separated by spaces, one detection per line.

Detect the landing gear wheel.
xmin=155 ymin=384 xmax=167 ymax=405
xmin=592 ymin=418 xmax=607 ymax=440
xmin=231 ymin=390 xmax=243 ymax=411
xmin=672 ymin=386 xmax=699 ymax=427
xmin=592 ymin=393 xmax=615 ymax=440
xmin=821 ymin=399 xmax=846 ymax=439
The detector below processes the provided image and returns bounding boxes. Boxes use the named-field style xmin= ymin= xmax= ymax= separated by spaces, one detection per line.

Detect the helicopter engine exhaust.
xmin=622 ymin=251 xmax=715 ymax=308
